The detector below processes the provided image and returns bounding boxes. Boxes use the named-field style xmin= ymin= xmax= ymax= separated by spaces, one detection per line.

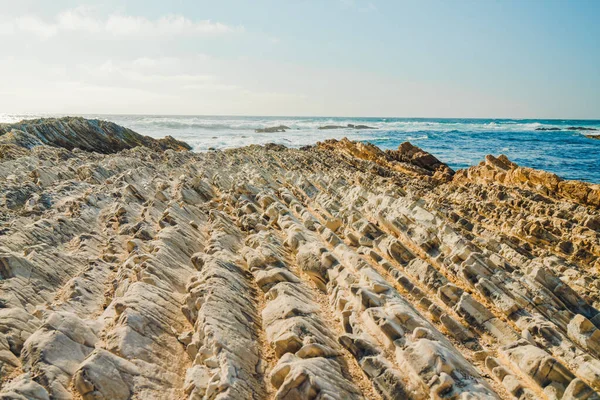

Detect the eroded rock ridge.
xmin=0 ymin=117 xmax=191 ymax=154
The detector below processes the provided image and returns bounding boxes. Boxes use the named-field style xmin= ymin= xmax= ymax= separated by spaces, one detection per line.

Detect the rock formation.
xmin=1 ymin=118 xmax=600 ymax=399
xmin=318 ymin=124 xmax=377 ymax=130
xmin=536 ymin=127 xmax=597 ymax=132
xmin=566 ymin=127 xmax=597 ymax=131
xmin=0 ymin=117 xmax=191 ymax=153
xmin=454 ymin=154 xmax=600 ymax=207
xmin=318 ymin=138 xmax=454 ymax=182
xmin=255 ymin=126 xmax=290 ymax=133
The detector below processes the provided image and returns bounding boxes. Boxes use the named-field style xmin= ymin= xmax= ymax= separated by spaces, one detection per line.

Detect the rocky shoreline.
xmin=1 ymin=118 xmax=600 ymax=399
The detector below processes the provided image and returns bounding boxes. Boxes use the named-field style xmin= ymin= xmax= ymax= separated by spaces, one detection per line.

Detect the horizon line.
xmin=2 ymin=112 xmax=600 ymax=121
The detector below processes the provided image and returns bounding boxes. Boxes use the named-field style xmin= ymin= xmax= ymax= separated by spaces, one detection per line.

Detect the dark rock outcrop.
xmin=318 ymin=125 xmax=346 ymax=130
xmin=536 ymin=126 xmax=598 ymax=132
xmin=387 ymin=141 xmax=454 ymax=180
xmin=347 ymin=124 xmax=376 ymax=129
xmin=567 ymin=126 xmax=597 ymax=131
xmin=0 ymin=129 xmax=44 ymax=149
xmin=318 ymin=138 xmax=454 ymax=182
xmin=318 ymin=124 xmax=377 ymax=130
xmin=0 ymin=117 xmax=191 ymax=154
xmin=255 ymin=125 xmax=289 ymax=133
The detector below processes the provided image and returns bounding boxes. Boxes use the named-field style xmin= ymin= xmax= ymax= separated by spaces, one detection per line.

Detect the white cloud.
xmin=183 ymin=82 xmax=240 ymax=92
xmin=14 ymin=16 xmax=58 ymax=38
xmin=87 ymin=59 xmax=216 ymax=85
xmin=56 ymin=8 xmax=102 ymax=33
xmin=0 ymin=8 xmax=243 ymax=39
xmin=0 ymin=22 xmax=13 ymax=35
xmin=104 ymin=15 xmax=150 ymax=36
xmin=155 ymin=15 xmax=238 ymax=35
xmin=131 ymin=57 xmax=181 ymax=69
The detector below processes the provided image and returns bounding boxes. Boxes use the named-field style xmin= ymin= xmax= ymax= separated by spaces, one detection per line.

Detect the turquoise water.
xmin=2 ymin=114 xmax=599 ymax=182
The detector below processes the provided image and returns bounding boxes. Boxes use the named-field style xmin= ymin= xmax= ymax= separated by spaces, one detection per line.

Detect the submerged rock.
xmin=536 ymin=126 xmax=598 ymax=131
xmin=318 ymin=124 xmax=346 ymax=130
xmin=255 ymin=125 xmax=290 ymax=133
xmin=567 ymin=126 xmax=598 ymax=131
xmin=318 ymin=124 xmax=377 ymax=130
xmin=347 ymin=124 xmax=377 ymax=129
xmin=1 ymin=119 xmax=600 ymax=399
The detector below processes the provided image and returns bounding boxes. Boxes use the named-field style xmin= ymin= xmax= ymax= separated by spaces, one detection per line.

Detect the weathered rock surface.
xmin=0 ymin=117 xmax=191 ymax=154
xmin=454 ymin=154 xmax=600 ymax=207
xmin=318 ymin=138 xmax=454 ymax=182
xmin=1 ymin=119 xmax=600 ymax=400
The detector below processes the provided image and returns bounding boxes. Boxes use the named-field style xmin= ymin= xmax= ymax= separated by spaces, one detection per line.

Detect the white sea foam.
xmin=406 ymin=135 xmax=429 ymax=141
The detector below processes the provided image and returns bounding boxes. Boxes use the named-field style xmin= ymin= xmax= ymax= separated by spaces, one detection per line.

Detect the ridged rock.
xmin=1 ymin=120 xmax=600 ymax=400
xmin=0 ymin=117 xmax=191 ymax=154
xmin=454 ymin=154 xmax=600 ymax=207
xmin=318 ymin=138 xmax=454 ymax=182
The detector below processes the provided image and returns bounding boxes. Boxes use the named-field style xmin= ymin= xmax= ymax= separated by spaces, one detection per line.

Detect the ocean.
xmin=1 ymin=114 xmax=599 ymax=183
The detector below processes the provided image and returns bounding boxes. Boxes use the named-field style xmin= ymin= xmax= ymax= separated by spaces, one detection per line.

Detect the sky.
xmin=0 ymin=0 xmax=598 ymax=118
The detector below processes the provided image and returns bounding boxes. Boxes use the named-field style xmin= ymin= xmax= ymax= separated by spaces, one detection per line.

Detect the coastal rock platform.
xmin=1 ymin=118 xmax=600 ymax=400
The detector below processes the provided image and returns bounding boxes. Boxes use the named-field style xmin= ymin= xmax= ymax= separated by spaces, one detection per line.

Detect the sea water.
xmin=1 ymin=114 xmax=599 ymax=183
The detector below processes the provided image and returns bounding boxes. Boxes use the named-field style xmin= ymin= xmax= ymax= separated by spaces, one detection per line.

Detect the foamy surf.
xmin=1 ymin=114 xmax=599 ymax=182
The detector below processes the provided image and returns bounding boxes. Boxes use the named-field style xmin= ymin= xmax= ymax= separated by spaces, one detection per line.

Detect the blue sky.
xmin=0 ymin=0 xmax=598 ymax=118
